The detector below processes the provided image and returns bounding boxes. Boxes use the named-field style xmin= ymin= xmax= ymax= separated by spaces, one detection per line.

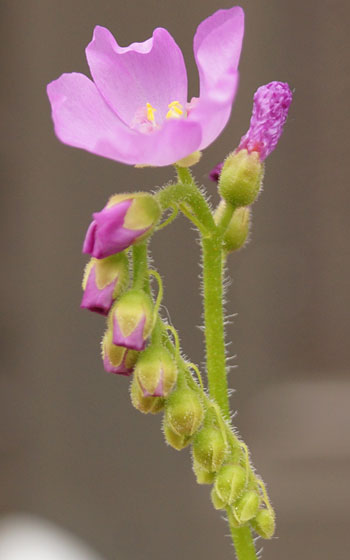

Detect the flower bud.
xmin=165 ymin=387 xmax=204 ymax=437
xmin=192 ymin=425 xmax=227 ymax=472
xmin=251 ymin=508 xmax=275 ymax=539
xmin=234 ymin=490 xmax=260 ymax=524
xmin=238 ymin=81 xmax=292 ymax=162
xmin=214 ymin=202 xmax=251 ymax=253
xmin=83 ymin=192 xmax=161 ymax=259
xmin=218 ymin=150 xmax=263 ymax=207
xmin=192 ymin=458 xmax=215 ymax=485
xmin=81 ymin=253 xmax=129 ymax=315
xmin=214 ymin=464 xmax=246 ymax=506
xmin=130 ymin=376 xmax=165 ymax=414
xmin=134 ymin=345 xmax=177 ymax=397
xmin=210 ymin=487 xmax=226 ymax=510
xmin=101 ymin=329 xmax=138 ymax=375
xmin=163 ymin=423 xmax=191 ymax=451
xmin=110 ymin=289 xmax=153 ymax=351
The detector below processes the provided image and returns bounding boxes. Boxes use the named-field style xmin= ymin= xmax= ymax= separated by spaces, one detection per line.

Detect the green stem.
xmin=229 ymin=525 xmax=258 ymax=560
xmin=156 ymin=182 xmax=215 ymax=234
xmin=202 ymin=234 xmax=230 ymax=418
xmin=132 ymin=243 xmax=149 ymax=291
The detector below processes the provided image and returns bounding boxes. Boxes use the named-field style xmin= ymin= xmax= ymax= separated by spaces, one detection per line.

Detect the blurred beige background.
xmin=1 ymin=1 xmax=349 ymax=559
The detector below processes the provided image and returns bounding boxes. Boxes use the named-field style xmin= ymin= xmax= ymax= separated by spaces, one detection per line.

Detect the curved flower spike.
xmin=47 ymin=7 xmax=244 ymax=167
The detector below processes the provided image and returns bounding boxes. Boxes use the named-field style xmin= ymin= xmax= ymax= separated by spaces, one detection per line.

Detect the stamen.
xmin=146 ymin=103 xmax=156 ymax=123
xmin=166 ymin=101 xmax=184 ymax=120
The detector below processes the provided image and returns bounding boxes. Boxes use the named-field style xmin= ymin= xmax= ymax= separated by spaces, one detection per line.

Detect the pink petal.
xmin=47 ymin=72 xmax=142 ymax=164
xmin=47 ymin=72 xmax=201 ymax=166
xmin=190 ymin=7 xmax=244 ymax=149
xmin=86 ymin=26 xmax=188 ymax=126
xmin=96 ymin=117 xmax=202 ymax=167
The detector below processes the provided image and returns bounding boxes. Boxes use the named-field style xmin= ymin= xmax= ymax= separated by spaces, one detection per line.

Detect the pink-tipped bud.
xmin=238 ymin=81 xmax=292 ymax=161
xmin=110 ymin=289 xmax=154 ymax=351
xmin=83 ymin=192 xmax=160 ymax=259
xmin=134 ymin=345 xmax=177 ymax=398
xmin=101 ymin=329 xmax=138 ymax=376
xmin=81 ymin=253 xmax=129 ymax=315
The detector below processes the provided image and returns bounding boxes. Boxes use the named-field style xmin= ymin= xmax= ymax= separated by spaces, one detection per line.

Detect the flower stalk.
xmin=49 ymin=6 xmax=292 ymax=558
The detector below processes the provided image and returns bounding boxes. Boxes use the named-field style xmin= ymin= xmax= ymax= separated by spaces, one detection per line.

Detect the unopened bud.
xmin=83 ymin=192 xmax=160 ymax=259
xmin=110 ymin=289 xmax=153 ymax=351
xmin=238 ymin=81 xmax=292 ymax=162
xmin=165 ymin=387 xmax=204 ymax=437
xmin=163 ymin=423 xmax=191 ymax=451
xmin=192 ymin=425 xmax=227 ymax=472
xmin=130 ymin=376 xmax=165 ymax=414
xmin=101 ymin=329 xmax=138 ymax=375
xmin=251 ymin=508 xmax=275 ymax=539
xmin=134 ymin=345 xmax=177 ymax=398
xmin=214 ymin=202 xmax=251 ymax=253
xmin=218 ymin=150 xmax=263 ymax=207
xmin=214 ymin=464 xmax=246 ymax=506
xmin=192 ymin=458 xmax=215 ymax=485
xmin=234 ymin=490 xmax=260 ymax=523
xmin=81 ymin=253 xmax=129 ymax=315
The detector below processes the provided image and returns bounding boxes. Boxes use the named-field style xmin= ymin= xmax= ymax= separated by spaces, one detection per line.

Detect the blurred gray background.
xmin=1 ymin=1 xmax=349 ymax=559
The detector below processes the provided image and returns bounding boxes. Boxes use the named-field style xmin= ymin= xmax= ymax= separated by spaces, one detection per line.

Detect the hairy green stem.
xmin=201 ymin=234 xmax=230 ymax=418
xmin=229 ymin=525 xmax=258 ymax=560
xmin=159 ymin=168 xmax=258 ymax=559
xmin=132 ymin=243 xmax=148 ymax=290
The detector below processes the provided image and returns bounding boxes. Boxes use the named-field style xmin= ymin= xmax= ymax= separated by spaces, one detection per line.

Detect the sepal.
xmin=110 ymin=289 xmax=154 ymax=351
xmin=81 ymin=253 xmax=129 ymax=315
xmin=134 ymin=345 xmax=177 ymax=397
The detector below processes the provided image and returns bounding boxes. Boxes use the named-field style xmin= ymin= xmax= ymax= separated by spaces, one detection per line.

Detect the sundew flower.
xmin=47 ymin=7 xmax=244 ymax=167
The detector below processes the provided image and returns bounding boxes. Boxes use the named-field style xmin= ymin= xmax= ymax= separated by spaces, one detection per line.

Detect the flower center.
xmin=131 ymin=100 xmax=185 ymax=133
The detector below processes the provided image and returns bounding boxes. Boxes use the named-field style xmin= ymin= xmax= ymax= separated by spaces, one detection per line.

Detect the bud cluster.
xmin=80 ymin=191 xmax=179 ymax=398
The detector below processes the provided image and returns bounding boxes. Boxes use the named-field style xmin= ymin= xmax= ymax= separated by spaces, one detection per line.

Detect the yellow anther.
xmin=166 ymin=101 xmax=184 ymax=119
xmin=146 ymin=103 xmax=156 ymax=122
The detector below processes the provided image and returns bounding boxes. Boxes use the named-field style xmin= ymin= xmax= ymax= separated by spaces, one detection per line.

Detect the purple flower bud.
xmin=238 ymin=81 xmax=292 ymax=161
xmin=101 ymin=329 xmax=138 ymax=375
xmin=110 ymin=290 xmax=154 ymax=351
xmin=80 ymin=253 xmax=129 ymax=315
xmin=83 ymin=193 xmax=161 ymax=259
xmin=209 ymin=162 xmax=224 ymax=182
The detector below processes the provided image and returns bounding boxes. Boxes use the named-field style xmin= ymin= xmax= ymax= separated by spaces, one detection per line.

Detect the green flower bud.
xmin=192 ymin=458 xmax=215 ymax=485
xmin=234 ymin=490 xmax=260 ymax=523
xmin=251 ymin=508 xmax=275 ymax=539
xmin=165 ymin=387 xmax=204 ymax=437
xmin=210 ymin=487 xmax=226 ymax=510
xmin=218 ymin=150 xmax=263 ymax=207
xmin=110 ymin=289 xmax=154 ymax=351
xmin=214 ymin=464 xmax=246 ymax=506
xmin=135 ymin=345 xmax=177 ymax=398
xmin=130 ymin=376 xmax=165 ymax=414
xmin=214 ymin=202 xmax=251 ymax=253
xmin=192 ymin=425 xmax=227 ymax=472
xmin=163 ymin=423 xmax=191 ymax=451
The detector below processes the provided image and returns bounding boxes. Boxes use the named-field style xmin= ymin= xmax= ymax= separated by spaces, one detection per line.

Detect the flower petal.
xmin=190 ymin=7 xmax=244 ymax=149
xmin=47 ymin=72 xmax=142 ymax=164
xmin=96 ymin=117 xmax=202 ymax=167
xmin=86 ymin=26 xmax=188 ymax=126
xmin=47 ymin=72 xmax=201 ymax=166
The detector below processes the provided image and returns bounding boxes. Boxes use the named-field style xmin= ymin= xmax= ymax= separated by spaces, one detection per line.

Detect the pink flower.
xmin=237 ymin=81 xmax=292 ymax=161
xmin=47 ymin=7 xmax=244 ymax=167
